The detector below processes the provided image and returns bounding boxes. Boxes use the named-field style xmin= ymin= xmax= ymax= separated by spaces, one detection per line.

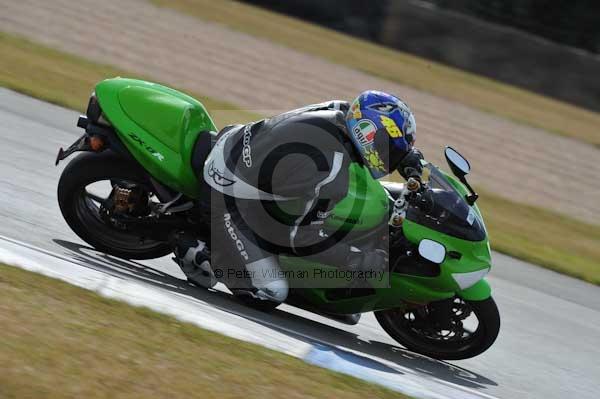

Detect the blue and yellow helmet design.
xmin=346 ymin=90 xmax=416 ymax=179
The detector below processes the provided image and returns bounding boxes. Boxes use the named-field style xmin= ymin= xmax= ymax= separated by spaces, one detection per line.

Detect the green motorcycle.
xmin=56 ymin=78 xmax=500 ymax=360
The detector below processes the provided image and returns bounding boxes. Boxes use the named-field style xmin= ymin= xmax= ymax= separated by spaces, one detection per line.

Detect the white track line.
xmin=0 ymin=234 xmax=498 ymax=399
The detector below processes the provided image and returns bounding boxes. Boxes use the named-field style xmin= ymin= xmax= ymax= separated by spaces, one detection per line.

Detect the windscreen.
xmin=406 ymin=163 xmax=486 ymax=241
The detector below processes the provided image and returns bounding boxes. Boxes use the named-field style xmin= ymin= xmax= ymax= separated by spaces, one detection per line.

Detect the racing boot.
xmin=245 ymin=256 xmax=289 ymax=303
xmin=173 ymin=232 xmax=216 ymax=289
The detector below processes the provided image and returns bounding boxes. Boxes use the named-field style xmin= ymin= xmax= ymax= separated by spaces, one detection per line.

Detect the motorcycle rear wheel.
xmin=375 ymin=296 xmax=500 ymax=360
xmin=57 ymin=151 xmax=173 ymax=260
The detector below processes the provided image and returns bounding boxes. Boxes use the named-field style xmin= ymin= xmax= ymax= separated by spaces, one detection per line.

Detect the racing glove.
xmin=398 ymin=148 xmax=424 ymax=181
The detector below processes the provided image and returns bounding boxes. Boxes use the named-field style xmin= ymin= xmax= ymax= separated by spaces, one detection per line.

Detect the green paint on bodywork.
xmin=282 ymin=164 xmax=493 ymax=314
xmin=96 ymin=78 xmax=217 ymax=198
xmin=264 ymin=163 xmax=388 ymax=231
xmin=402 ymin=220 xmax=491 ymax=294
xmin=457 ymin=279 xmax=492 ymax=301
xmin=403 ymin=221 xmax=492 ymax=277
xmin=326 ymin=163 xmax=389 ymax=231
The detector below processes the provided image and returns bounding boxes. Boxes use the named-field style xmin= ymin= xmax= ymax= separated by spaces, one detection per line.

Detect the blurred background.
xmin=246 ymin=0 xmax=600 ymax=110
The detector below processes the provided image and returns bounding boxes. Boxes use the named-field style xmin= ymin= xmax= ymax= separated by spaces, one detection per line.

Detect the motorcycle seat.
xmin=191 ymin=131 xmax=216 ymax=180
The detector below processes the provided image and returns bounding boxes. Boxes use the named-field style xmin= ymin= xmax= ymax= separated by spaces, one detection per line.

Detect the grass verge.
xmin=1 ymin=31 xmax=598 ymax=285
xmin=151 ymin=0 xmax=600 ymax=147
xmin=477 ymin=190 xmax=600 ymax=285
xmin=0 ymin=32 xmax=258 ymax=127
xmin=0 ymin=264 xmax=406 ymax=398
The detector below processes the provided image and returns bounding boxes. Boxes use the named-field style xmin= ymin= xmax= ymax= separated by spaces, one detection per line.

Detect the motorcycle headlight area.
xmin=452 ymin=268 xmax=490 ymax=290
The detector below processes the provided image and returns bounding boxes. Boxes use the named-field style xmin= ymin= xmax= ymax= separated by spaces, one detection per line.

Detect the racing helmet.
xmin=346 ymin=90 xmax=416 ymax=179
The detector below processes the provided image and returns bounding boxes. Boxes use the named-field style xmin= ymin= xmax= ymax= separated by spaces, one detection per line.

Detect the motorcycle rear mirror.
xmin=418 ymin=239 xmax=446 ymax=264
xmin=444 ymin=147 xmax=470 ymax=177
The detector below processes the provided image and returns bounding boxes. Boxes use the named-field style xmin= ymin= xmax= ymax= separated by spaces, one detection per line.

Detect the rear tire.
xmin=375 ymin=297 xmax=500 ymax=360
xmin=57 ymin=151 xmax=172 ymax=260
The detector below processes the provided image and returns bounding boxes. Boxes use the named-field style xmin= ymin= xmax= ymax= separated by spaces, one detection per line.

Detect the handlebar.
xmin=388 ymin=177 xmax=428 ymax=227
xmin=406 ymin=177 xmax=421 ymax=192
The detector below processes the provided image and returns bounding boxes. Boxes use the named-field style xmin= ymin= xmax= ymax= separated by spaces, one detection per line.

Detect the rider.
xmin=175 ymin=90 xmax=424 ymax=305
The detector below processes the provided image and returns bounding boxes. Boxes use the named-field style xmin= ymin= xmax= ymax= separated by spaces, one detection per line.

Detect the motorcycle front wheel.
xmin=375 ymin=296 xmax=500 ymax=360
xmin=57 ymin=151 xmax=173 ymax=260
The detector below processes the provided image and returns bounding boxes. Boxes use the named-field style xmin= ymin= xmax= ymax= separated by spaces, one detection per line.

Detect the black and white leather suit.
xmin=200 ymin=101 xmax=423 ymax=302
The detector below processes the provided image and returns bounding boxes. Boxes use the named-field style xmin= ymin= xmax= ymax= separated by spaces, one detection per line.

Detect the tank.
xmin=326 ymin=163 xmax=389 ymax=231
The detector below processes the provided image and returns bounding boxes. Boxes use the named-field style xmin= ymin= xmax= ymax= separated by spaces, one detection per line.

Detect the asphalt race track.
xmin=1 ymin=89 xmax=599 ymax=399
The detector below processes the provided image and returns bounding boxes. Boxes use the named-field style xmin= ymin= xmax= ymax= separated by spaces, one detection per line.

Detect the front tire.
xmin=375 ymin=297 xmax=500 ymax=360
xmin=57 ymin=151 xmax=172 ymax=260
